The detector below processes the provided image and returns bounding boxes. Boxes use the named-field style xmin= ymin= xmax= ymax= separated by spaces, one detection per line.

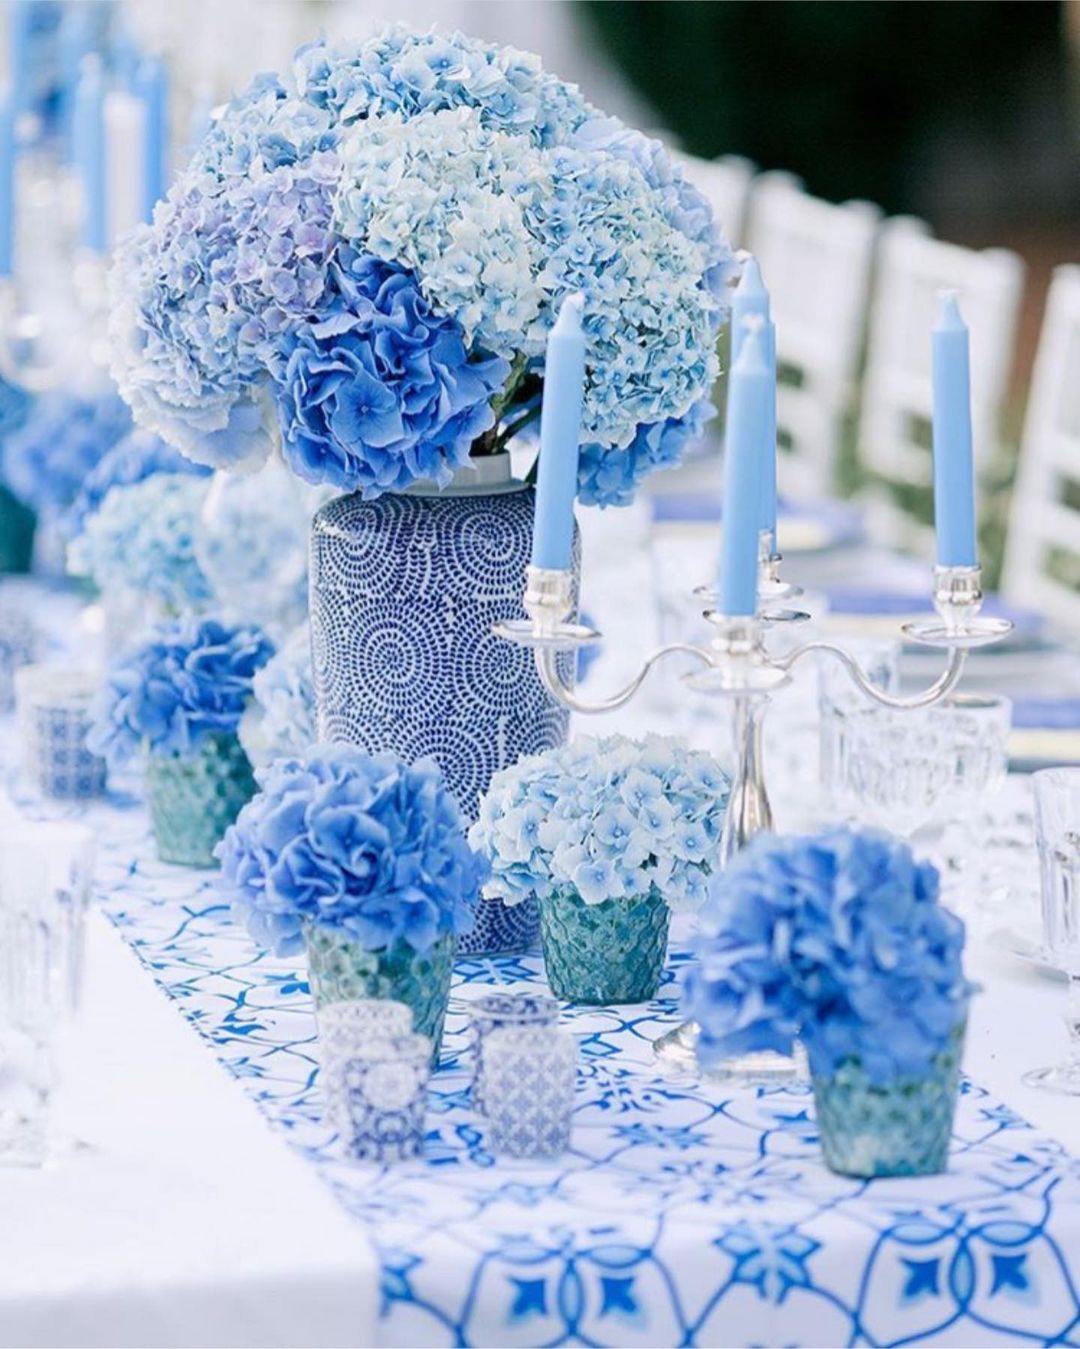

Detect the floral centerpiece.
xmin=218 ymin=744 xmax=485 ymax=1057
xmin=237 ymin=624 xmax=316 ymax=778
xmin=1 ymin=390 xmax=132 ymax=571
xmin=65 ymin=428 xmax=210 ymax=543
xmin=69 ymin=473 xmax=214 ymax=618
xmin=472 ymin=734 xmax=729 ymax=1003
xmin=108 ymin=26 xmax=733 ymax=958
xmin=90 ymin=615 xmax=274 ymax=866
xmin=682 ymin=827 xmax=975 ymax=1178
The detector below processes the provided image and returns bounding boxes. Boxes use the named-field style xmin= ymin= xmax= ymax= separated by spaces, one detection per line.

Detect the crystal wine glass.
xmin=1024 ymin=768 xmax=1080 ymax=1094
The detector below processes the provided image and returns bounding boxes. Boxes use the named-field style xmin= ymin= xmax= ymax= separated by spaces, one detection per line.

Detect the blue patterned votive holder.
xmin=322 ymin=1031 xmax=432 ymax=1164
xmin=483 ymin=1024 xmax=577 ymax=1160
xmin=317 ymin=997 xmax=413 ymax=1064
xmin=469 ymin=992 xmax=560 ymax=1115
xmin=0 ymin=606 xmax=40 ymax=713
xmin=15 ymin=665 xmax=107 ymax=800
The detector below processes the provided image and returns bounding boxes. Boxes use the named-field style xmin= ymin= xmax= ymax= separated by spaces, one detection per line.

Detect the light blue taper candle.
xmin=732 ymin=256 xmax=778 ymax=549
xmin=57 ymin=4 xmax=94 ymax=164
xmin=0 ymin=95 xmax=16 ymax=279
xmin=532 ymin=293 xmax=586 ymax=570
xmin=136 ymin=56 xmax=168 ymax=222
xmin=73 ymin=55 xmax=106 ymax=253
xmin=932 ymin=291 xmax=978 ymax=568
xmin=8 ymin=2 xmax=32 ymax=118
xmin=719 ymin=325 xmax=770 ymax=616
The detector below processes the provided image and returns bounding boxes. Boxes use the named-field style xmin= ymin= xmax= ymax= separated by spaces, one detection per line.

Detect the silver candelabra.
xmin=495 ymin=534 xmax=1013 ymax=1073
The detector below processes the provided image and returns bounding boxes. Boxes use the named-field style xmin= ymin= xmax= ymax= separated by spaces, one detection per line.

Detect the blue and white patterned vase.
xmin=812 ymin=1026 xmax=965 ymax=1178
xmin=310 ymin=452 xmax=578 ymax=957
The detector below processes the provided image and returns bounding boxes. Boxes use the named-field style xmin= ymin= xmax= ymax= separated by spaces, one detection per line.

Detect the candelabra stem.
xmin=719 ymin=693 xmax=773 ymax=865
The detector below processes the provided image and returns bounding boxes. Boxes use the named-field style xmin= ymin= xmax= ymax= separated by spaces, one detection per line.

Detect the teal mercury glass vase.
xmin=146 ymin=732 xmax=257 ymax=868
xmin=304 ymin=924 xmax=456 ymax=1063
xmin=539 ymin=886 xmax=671 ymax=1005
xmin=812 ymin=1027 xmax=965 ymax=1178
xmin=0 ymin=486 xmax=34 ymax=575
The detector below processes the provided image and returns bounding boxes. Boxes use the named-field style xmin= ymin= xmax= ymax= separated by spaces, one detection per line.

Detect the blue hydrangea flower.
xmin=217 ymin=743 xmax=484 ymax=957
xmin=89 ymin=615 xmax=274 ymax=765
xmin=238 ymin=625 xmax=316 ymax=777
xmin=68 ymin=473 xmax=214 ymax=613
xmin=109 ymin=26 xmax=732 ymax=506
xmin=683 ymin=828 xmax=976 ymax=1086
xmin=470 ymin=734 xmax=728 ymax=911
xmin=65 ymin=428 xmax=210 ymax=540
xmin=273 ymin=254 xmax=509 ymax=492
xmin=1 ymin=390 xmax=131 ymax=514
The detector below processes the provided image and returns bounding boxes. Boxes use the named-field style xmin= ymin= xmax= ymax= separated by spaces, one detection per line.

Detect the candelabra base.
xmin=653 ymin=1020 xmax=808 ymax=1084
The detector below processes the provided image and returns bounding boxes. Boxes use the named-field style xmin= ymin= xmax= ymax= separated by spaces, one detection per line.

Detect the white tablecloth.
xmin=0 ymin=909 xmax=376 ymax=1348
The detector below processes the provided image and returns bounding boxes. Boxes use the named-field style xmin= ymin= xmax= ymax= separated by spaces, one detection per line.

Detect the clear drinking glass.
xmin=0 ymin=820 xmax=95 ymax=1165
xmin=1024 ymin=768 xmax=1080 ymax=1094
xmin=830 ymin=694 xmax=1011 ymax=839
xmin=817 ymin=639 xmax=901 ymax=808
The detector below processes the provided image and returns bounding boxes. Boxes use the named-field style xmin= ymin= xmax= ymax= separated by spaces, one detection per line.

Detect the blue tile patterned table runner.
xmin=73 ymin=792 xmax=1080 ymax=1348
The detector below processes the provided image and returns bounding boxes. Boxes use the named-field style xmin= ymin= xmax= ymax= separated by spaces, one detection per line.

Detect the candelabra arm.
xmin=775 ymin=640 xmax=968 ymax=710
xmin=535 ymin=642 xmax=712 ymax=715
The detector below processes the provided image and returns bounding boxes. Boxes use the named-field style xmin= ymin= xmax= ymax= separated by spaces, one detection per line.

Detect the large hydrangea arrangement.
xmin=470 ymin=734 xmax=729 ymax=909
xmin=68 ymin=473 xmax=214 ymax=612
xmin=110 ymin=27 xmax=733 ymax=507
xmin=682 ymin=828 xmax=975 ymax=1085
xmin=89 ymin=614 xmax=274 ymax=765
xmin=1 ymin=390 xmax=132 ymax=516
xmin=218 ymin=744 xmax=484 ymax=957
xmin=238 ymin=625 xmax=316 ymax=776
xmin=65 ymin=428 xmax=210 ymax=541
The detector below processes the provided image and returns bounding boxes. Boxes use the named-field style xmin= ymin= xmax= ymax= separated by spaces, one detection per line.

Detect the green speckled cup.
xmin=146 ymin=732 xmax=257 ymax=868
xmin=304 ymin=924 xmax=456 ymax=1063
xmin=539 ymin=886 xmax=671 ymax=1005
xmin=812 ymin=1026 xmax=965 ymax=1178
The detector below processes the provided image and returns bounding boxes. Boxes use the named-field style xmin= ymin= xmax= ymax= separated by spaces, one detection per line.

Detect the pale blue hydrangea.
xmin=471 ymin=734 xmax=729 ymax=911
xmin=1 ymin=390 xmax=132 ymax=514
xmin=68 ymin=473 xmax=213 ymax=613
xmin=334 ymin=107 xmax=546 ymax=360
xmin=238 ymin=625 xmax=316 ymax=777
xmin=65 ymin=428 xmax=210 ymax=541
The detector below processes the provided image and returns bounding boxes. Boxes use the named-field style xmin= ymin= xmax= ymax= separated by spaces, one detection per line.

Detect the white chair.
xmin=856 ymin=219 xmax=1025 ymax=553
xmin=1001 ymin=265 xmax=1080 ymax=629
xmin=744 ymin=171 xmax=882 ymax=501
xmin=670 ymin=151 xmax=757 ymax=250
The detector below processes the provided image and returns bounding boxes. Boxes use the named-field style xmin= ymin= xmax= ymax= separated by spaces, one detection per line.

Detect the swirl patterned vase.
xmin=310 ymin=453 xmax=577 ymax=957
xmin=539 ymin=887 xmax=671 ymax=1005
xmin=304 ymin=924 xmax=456 ymax=1064
xmin=812 ymin=1027 xmax=965 ymax=1178
xmin=146 ymin=732 xmax=257 ymax=868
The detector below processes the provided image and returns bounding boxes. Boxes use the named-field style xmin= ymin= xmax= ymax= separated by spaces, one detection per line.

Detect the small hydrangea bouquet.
xmin=69 ymin=474 xmax=214 ymax=614
xmin=472 ymin=733 xmax=729 ymax=910
xmin=90 ymin=615 xmax=275 ymax=766
xmin=219 ymin=744 xmax=483 ymax=957
xmin=110 ymin=27 xmax=732 ymax=507
xmin=1 ymin=390 xmax=132 ymax=521
xmin=683 ymin=827 xmax=973 ymax=1084
xmin=66 ymin=428 xmax=210 ymax=542
xmin=238 ymin=625 xmax=316 ymax=776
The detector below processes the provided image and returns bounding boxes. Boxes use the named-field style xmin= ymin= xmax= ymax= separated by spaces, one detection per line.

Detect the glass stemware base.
xmin=1022 ymin=1063 xmax=1080 ymax=1096
xmin=654 ymin=1020 xmax=807 ymax=1083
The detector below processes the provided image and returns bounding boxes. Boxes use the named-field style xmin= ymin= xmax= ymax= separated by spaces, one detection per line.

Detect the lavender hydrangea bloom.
xmin=274 ymin=255 xmax=509 ymax=492
xmin=683 ymin=828 xmax=975 ymax=1086
xmin=65 ymin=429 xmax=210 ymax=540
xmin=1 ymin=390 xmax=131 ymax=514
xmin=217 ymin=743 xmax=483 ymax=957
xmin=471 ymin=734 xmax=729 ymax=911
xmin=89 ymin=615 xmax=274 ymax=766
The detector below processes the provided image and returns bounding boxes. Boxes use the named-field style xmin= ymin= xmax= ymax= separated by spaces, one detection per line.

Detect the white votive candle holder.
xmin=15 ymin=665 xmax=107 ymax=800
xmin=469 ymin=992 xmax=559 ymax=1115
xmin=483 ymin=1024 xmax=577 ymax=1160
xmin=321 ymin=1030 xmax=431 ymax=1164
